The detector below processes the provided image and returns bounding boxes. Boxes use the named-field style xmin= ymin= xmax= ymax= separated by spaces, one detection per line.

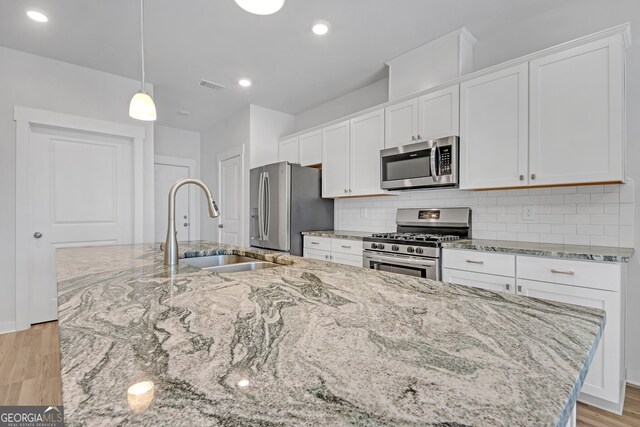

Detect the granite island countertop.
xmin=301 ymin=230 xmax=376 ymax=240
xmin=56 ymin=241 xmax=604 ymax=426
xmin=442 ymin=239 xmax=634 ymax=263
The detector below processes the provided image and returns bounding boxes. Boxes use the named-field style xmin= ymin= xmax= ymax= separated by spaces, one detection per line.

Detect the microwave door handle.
xmin=430 ymin=143 xmax=441 ymax=182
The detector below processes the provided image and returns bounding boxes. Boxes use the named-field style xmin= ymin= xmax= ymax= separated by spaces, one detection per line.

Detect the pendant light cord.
xmin=140 ymin=0 xmax=146 ymax=90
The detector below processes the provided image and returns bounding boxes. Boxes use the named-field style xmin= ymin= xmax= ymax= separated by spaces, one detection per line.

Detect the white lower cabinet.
xmin=442 ymin=249 xmax=626 ymax=413
xmin=303 ymin=236 xmax=363 ymax=267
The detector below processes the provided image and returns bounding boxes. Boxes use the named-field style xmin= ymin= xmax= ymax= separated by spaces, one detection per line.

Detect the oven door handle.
xmin=365 ymin=252 xmax=437 ymax=268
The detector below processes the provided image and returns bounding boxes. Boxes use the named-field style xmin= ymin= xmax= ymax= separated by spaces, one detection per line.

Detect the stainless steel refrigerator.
xmin=250 ymin=161 xmax=334 ymax=256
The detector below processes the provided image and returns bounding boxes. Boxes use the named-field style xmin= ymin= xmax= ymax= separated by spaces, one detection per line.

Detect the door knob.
xmin=33 ymin=232 xmax=42 ymax=239
xmin=218 ymin=224 xmax=224 ymax=229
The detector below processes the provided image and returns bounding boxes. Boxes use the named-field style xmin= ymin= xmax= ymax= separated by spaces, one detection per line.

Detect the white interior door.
xmin=154 ymin=156 xmax=198 ymax=243
xmin=29 ymin=125 xmax=134 ymax=324
xmin=218 ymin=151 xmax=243 ymax=245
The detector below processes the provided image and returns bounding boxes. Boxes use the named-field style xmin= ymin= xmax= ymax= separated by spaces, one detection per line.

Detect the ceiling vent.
xmin=199 ymin=79 xmax=226 ymax=90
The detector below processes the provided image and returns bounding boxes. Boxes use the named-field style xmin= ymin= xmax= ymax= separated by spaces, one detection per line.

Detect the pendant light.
xmin=234 ymin=0 xmax=285 ymax=15
xmin=129 ymin=0 xmax=157 ymax=121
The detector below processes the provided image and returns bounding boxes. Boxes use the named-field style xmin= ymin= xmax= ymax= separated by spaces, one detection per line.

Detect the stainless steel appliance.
xmin=250 ymin=161 xmax=334 ymax=256
xmin=380 ymin=136 xmax=459 ymax=190
xmin=363 ymin=207 xmax=471 ymax=280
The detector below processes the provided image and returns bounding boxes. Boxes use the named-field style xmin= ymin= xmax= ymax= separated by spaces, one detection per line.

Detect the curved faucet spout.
xmin=164 ymin=178 xmax=220 ymax=267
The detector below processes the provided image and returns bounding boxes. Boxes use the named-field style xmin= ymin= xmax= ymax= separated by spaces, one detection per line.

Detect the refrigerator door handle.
xmin=264 ymin=173 xmax=271 ymax=239
xmin=258 ymin=172 xmax=265 ymax=240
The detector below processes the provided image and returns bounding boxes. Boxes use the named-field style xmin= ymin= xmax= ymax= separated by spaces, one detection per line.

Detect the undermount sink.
xmin=180 ymin=254 xmax=279 ymax=273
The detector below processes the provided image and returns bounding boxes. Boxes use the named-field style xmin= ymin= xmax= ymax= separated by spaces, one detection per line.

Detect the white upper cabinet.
xmin=460 ymin=63 xmax=529 ymax=189
xmin=322 ymin=120 xmax=350 ymax=198
xmin=529 ymin=35 xmax=625 ymax=186
xmin=350 ymin=109 xmax=385 ymax=196
xmin=418 ymin=85 xmax=460 ymax=141
xmin=384 ymin=98 xmax=418 ymax=148
xmin=298 ymin=129 xmax=322 ymax=166
xmin=278 ymin=136 xmax=299 ymax=164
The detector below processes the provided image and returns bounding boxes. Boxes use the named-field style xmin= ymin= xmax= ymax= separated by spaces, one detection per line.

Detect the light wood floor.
xmin=1 ymin=322 xmax=639 ymax=426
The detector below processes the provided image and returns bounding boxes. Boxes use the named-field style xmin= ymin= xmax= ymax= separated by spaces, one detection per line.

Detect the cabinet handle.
xmin=411 ymin=136 xmax=417 ymax=141
xmin=344 ymin=189 xmax=348 ymax=194
xmin=341 ymin=245 xmax=351 ymax=249
xmin=417 ymin=134 xmax=421 ymax=140
xmin=531 ymin=173 xmax=536 ymax=180
xmin=551 ymin=268 xmax=575 ymax=276
xmin=505 ymin=284 xmax=511 ymax=291
xmin=517 ymin=285 xmax=523 ymax=293
xmin=311 ymin=242 xmax=319 ymax=245
xmin=465 ymin=260 xmax=484 ymax=265
xmin=349 ymin=189 xmax=352 ymax=193
xmin=325 ymin=254 xmax=329 ymax=259
xmin=519 ymin=175 xmax=525 ymax=181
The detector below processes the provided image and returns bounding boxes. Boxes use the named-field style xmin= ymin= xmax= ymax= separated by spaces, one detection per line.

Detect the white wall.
xmin=0 ymin=46 xmax=155 ymax=333
xmin=249 ymin=105 xmax=295 ymax=168
xmin=294 ymin=78 xmax=389 ymax=131
xmin=200 ymin=107 xmax=250 ymax=243
xmin=155 ymin=124 xmax=201 ymax=161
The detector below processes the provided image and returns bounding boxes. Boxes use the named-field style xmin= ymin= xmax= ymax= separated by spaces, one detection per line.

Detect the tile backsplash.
xmin=335 ymin=180 xmax=635 ymax=247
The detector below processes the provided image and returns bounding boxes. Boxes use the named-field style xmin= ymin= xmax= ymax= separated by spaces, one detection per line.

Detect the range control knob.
xmin=378 ymin=244 xmax=385 ymax=250
xmin=407 ymin=246 xmax=415 ymax=253
xmin=415 ymin=247 xmax=424 ymax=255
xmin=392 ymin=245 xmax=399 ymax=251
xmin=370 ymin=243 xmax=378 ymax=249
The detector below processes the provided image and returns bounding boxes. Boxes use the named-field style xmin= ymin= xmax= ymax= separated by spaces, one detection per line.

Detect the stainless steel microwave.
xmin=380 ymin=136 xmax=459 ymax=190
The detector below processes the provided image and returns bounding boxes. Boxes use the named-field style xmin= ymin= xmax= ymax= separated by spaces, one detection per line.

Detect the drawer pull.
xmin=341 ymin=245 xmax=352 ymax=249
xmin=505 ymin=284 xmax=511 ymax=291
xmin=465 ymin=260 xmax=484 ymax=265
xmin=551 ymin=268 xmax=575 ymax=276
xmin=311 ymin=242 xmax=320 ymax=245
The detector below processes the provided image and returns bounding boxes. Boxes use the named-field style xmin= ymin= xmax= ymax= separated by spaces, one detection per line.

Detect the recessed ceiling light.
xmin=238 ymin=79 xmax=252 ymax=87
xmin=26 ymin=10 xmax=48 ymax=23
xmin=234 ymin=0 xmax=285 ymax=15
xmin=312 ymin=21 xmax=331 ymax=36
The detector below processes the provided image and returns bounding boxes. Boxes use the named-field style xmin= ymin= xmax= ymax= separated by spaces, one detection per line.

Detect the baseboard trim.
xmin=579 ymin=384 xmax=625 ymax=415
xmin=627 ymin=378 xmax=640 ymax=388
xmin=626 ymin=370 xmax=640 ymax=386
xmin=0 ymin=321 xmax=17 ymax=335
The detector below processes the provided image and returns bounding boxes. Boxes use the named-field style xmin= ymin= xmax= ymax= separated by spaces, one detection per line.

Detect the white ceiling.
xmin=0 ymin=0 xmax=564 ymax=131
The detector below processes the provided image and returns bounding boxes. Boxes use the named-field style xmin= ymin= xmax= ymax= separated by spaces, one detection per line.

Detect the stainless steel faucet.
xmin=164 ymin=178 xmax=220 ymax=266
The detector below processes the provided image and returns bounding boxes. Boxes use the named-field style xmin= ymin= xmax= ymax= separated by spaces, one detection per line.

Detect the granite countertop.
xmin=56 ymin=241 xmax=604 ymax=426
xmin=443 ymin=239 xmax=634 ymax=263
xmin=301 ymin=230 xmax=375 ymax=240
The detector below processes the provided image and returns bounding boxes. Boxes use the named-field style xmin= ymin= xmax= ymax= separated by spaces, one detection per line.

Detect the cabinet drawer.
xmin=331 ymin=238 xmax=363 ymax=256
xmin=303 ymin=236 xmax=331 ymax=252
xmin=304 ymin=247 xmax=331 ymax=261
xmin=442 ymin=249 xmax=515 ymax=277
xmin=442 ymin=268 xmax=516 ymax=294
xmin=516 ymin=256 xmax=620 ymax=292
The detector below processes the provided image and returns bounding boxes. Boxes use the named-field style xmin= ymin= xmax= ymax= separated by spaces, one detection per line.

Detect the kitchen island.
xmin=56 ymin=242 xmax=604 ymax=426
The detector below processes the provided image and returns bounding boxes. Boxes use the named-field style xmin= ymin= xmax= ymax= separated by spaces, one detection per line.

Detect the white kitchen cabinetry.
xmin=418 ymin=85 xmax=460 ymax=142
xmin=298 ymin=130 xmax=322 ymax=166
xmin=322 ymin=120 xmax=350 ymax=198
xmin=385 ymin=85 xmax=460 ymax=149
xmin=529 ymin=35 xmax=625 ymax=186
xmin=303 ymin=236 xmax=363 ymax=267
xmin=350 ymin=109 xmax=385 ymax=196
xmin=278 ymin=136 xmax=299 ymax=164
xmin=384 ymin=98 xmax=418 ymax=149
xmin=460 ymin=63 xmax=529 ymax=189
xmin=442 ymin=248 xmax=626 ymax=413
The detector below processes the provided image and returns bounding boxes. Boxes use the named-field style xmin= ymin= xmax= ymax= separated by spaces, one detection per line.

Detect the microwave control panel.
xmin=439 ymin=146 xmax=452 ymax=175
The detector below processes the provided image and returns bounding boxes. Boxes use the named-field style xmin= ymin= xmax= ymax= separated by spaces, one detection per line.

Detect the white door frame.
xmin=14 ymin=106 xmax=146 ymax=331
xmin=154 ymin=154 xmax=200 ymax=242
xmin=217 ymin=145 xmax=246 ymax=245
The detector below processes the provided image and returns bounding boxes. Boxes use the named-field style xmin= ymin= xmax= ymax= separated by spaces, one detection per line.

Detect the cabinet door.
xmin=299 ymin=130 xmax=322 ymax=166
xmin=517 ymin=279 xmax=621 ymax=404
xmin=350 ymin=109 xmax=385 ymax=196
xmin=332 ymin=253 xmax=363 ymax=267
xmin=460 ymin=63 xmax=529 ymax=189
xmin=278 ymin=136 xmax=299 ymax=164
xmin=384 ymin=98 xmax=419 ymax=149
xmin=322 ymin=120 xmax=350 ymax=198
xmin=529 ymin=35 xmax=624 ymax=185
xmin=442 ymin=268 xmax=515 ymax=294
xmin=418 ymin=85 xmax=460 ymax=141
xmin=304 ymin=247 xmax=332 ymax=262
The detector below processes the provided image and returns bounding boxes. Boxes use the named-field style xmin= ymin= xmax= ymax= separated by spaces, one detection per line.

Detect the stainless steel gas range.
xmin=362 ymin=207 xmax=471 ymax=280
